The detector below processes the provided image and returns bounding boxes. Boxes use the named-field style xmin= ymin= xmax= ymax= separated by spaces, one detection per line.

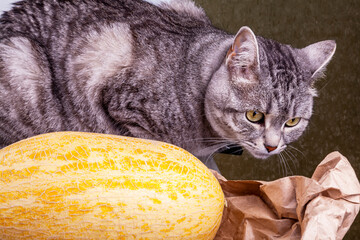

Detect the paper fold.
xmin=213 ymin=152 xmax=360 ymax=239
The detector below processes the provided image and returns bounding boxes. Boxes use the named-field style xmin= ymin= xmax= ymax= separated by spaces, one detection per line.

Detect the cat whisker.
xmin=185 ymin=137 xmax=244 ymax=150
xmin=278 ymin=153 xmax=286 ymax=176
xmin=195 ymin=142 xmax=229 ymax=156
xmin=194 ymin=139 xmax=231 ymax=145
xmin=242 ymin=141 xmax=256 ymax=149
xmin=229 ymin=149 xmax=243 ymax=155
xmin=287 ymin=145 xmax=304 ymax=155
xmin=318 ymin=78 xmax=332 ymax=94
xmin=202 ymin=143 xmax=231 ymax=166
xmin=278 ymin=152 xmax=294 ymax=177
xmin=185 ymin=137 xmax=231 ymax=143
xmin=284 ymin=153 xmax=294 ymax=176
xmin=283 ymin=149 xmax=298 ymax=171
xmin=285 ymin=149 xmax=298 ymax=162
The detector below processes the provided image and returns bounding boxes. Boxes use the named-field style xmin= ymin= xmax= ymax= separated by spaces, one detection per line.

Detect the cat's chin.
xmin=246 ymin=150 xmax=273 ymax=160
xmin=251 ymin=152 xmax=271 ymax=159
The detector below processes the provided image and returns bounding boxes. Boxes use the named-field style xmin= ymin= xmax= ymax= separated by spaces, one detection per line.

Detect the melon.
xmin=0 ymin=131 xmax=224 ymax=239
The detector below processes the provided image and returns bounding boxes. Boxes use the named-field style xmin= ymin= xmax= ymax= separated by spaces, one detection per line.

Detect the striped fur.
xmin=0 ymin=0 xmax=336 ymax=166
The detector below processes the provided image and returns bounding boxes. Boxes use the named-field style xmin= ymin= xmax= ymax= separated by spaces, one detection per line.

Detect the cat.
xmin=0 ymin=0 xmax=336 ymax=170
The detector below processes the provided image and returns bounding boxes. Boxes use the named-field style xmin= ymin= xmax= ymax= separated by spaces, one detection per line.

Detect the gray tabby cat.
xmin=0 ymin=0 xmax=335 ymax=169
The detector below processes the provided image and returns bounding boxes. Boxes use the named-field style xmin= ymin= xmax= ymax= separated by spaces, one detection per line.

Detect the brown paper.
xmin=213 ymin=152 xmax=360 ymax=240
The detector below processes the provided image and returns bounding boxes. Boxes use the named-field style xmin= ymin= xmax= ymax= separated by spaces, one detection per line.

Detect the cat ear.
xmin=226 ymin=26 xmax=260 ymax=82
xmin=301 ymin=40 xmax=336 ymax=80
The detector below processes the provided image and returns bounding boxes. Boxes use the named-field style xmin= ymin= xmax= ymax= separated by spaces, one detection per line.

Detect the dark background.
xmin=194 ymin=0 xmax=359 ymax=238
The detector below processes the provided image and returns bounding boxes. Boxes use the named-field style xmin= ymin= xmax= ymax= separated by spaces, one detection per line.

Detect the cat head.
xmin=205 ymin=26 xmax=336 ymax=159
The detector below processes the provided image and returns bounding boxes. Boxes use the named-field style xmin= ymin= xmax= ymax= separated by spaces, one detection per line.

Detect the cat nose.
xmin=264 ymin=144 xmax=277 ymax=153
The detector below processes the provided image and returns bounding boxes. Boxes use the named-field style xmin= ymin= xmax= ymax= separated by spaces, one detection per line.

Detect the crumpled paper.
xmin=212 ymin=152 xmax=360 ymax=240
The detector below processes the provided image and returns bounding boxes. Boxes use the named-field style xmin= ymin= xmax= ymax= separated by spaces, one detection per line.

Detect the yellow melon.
xmin=0 ymin=132 xmax=224 ymax=239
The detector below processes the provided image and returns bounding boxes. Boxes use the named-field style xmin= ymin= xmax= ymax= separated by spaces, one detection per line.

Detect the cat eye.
xmin=285 ymin=117 xmax=301 ymax=127
xmin=245 ymin=111 xmax=264 ymax=123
